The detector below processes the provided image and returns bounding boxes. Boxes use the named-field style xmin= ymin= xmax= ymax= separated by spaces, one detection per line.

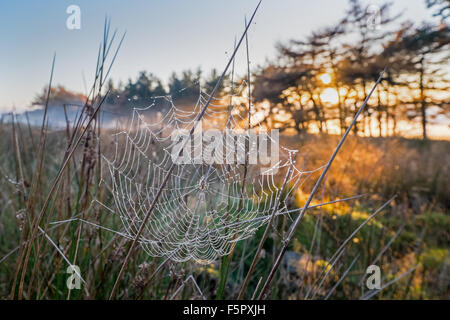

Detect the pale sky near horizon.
xmin=0 ymin=0 xmax=439 ymax=112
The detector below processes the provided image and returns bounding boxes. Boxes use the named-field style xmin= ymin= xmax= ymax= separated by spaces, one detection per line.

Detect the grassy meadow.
xmin=0 ymin=120 xmax=448 ymax=299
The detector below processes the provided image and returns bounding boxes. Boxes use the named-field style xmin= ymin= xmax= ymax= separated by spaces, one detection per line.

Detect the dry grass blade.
xmin=237 ymin=162 xmax=294 ymax=299
xmin=11 ymin=19 xmax=124 ymax=299
xmin=358 ymin=223 xmax=405 ymax=290
xmin=37 ymin=226 xmax=85 ymax=284
xmin=324 ymin=254 xmax=360 ymax=300
xmin=11 ymin=54 xmax=55 ymax=300
xmin=108 ymin=0 xmax=263 ymax=300
xmin=361 ymin=265 xmax=420 ymax=300
xmin=15 ymin=90 xmax=110 ymax=299
xmin=307 ymin=195 xmax=396 ymax=299
xmin=257 ymin=67 xmax=387 ymax=300
xmin=170 ymin=275 xmax=206 ymax=300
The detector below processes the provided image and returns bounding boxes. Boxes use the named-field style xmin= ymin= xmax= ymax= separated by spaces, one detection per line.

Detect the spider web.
xmin=100 ymin=81 xmax=311 ymax=264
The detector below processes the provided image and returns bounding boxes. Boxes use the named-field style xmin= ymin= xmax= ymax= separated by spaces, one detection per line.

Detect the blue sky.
xmin=0 ymin=0 xmax=438 ymax=112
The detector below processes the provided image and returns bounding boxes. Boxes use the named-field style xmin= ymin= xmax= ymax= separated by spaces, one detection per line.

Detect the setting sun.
xmin=320 ymin=87 xmax=339 ymax=104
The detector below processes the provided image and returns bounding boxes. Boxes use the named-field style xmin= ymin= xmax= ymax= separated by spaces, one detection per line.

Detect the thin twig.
xmin=109 ymin=0 xmax=263 ymax=300
xmin=257 ymin=67 xmax=386 ymax=300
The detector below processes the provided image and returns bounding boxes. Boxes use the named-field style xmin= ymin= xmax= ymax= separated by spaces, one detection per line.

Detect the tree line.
xmin=36 ymin=0 xmax=449 ymax=140
xmin=104 ymin=68 xmax=226 ymax=108
xmin=252 ymin=0 xmax=449 ymax=140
